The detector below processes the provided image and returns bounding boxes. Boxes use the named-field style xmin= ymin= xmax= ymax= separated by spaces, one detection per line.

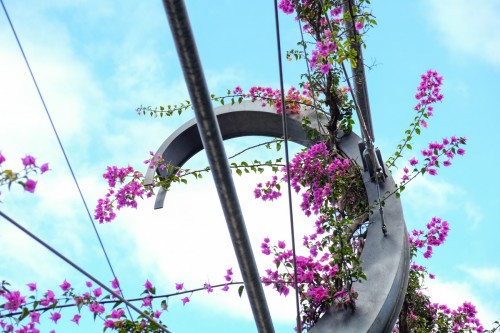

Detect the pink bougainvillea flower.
xmin=71 ymin=314 xmax=81 ymax=325
xmin=221 ymin=284 xmax=230 ymax=292
xmin=426 ymin=168 xmax=437 ymax=176
xmin=59 ymin=279 xmax=71 ymax=292
xmin=232 ymin=86 xmax=242 ymax=94
xmin=319 ymin=62 xmax=331 ymax=74
xmin=29 ymin=311 xmax=40 ymax=324
xmin=204 ymin=282 xmax=214 ymax=293
xmin=2 ymin=290 xmax=26 ymax=312
xmin=21 ymin=155 xmax=36 ymax=167
xmin=110 ymin=278 xmax=120 ymax=289
xmin=278 ymin=0 xmax=294 ymax=14
xmin=142 ymin=295 xmax=152 ymax=308
xmin=409 ymin=157 xmax=418 ymax=166
xmin=154 ymin=310 xmax=162 ymax=319
xmin=40 ymin=163 xmax=50 ymax=174
xmin=104 ymin=320 xmax=115 ymax=328
xmin=144 ymin=279 xmax=153 ymax=290
xmin=0 ymin=152 xmax=5 ymax=164
xmin=89 ymin=302 xmax=105 ymax=314
xmin=26 ymin=283 xmax=37 ymax=291
xmin=355 ymin=21 xmax=364 ymax=31
xmin=24 ymin=179 xmax=37 ymax=193
xmin=85 ymin=281 xmax=93 ymax=288
xmin=111 ymin=309 xmax=125 ymax=319
xmin=175 ymin=283 xmax=184 ymax=291
xmin=181 ymin=297 xmax=190 ymax=305
xmin=93 ymin=287 xmax=102 ymax=297
xmin=50 ymin=312 xmax=61 ymax=324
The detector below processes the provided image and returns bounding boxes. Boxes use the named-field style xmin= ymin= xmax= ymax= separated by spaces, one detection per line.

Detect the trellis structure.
xmin=148 ymin=0 xmax=411 ymax=332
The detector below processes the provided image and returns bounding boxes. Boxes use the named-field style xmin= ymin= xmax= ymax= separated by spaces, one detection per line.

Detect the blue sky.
xmin=0 ymin=0 xmax=499 ymax=332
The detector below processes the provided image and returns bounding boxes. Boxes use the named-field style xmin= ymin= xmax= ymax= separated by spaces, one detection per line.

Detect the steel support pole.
xmin=161 ymin=1 xmax=275 ymax=332
xmin=342 ymin=0 xmax=375 ymax=141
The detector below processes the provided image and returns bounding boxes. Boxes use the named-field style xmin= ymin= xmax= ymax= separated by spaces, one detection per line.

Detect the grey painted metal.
xmin=342 ymin=0 xmax=375 ymax=142
xmin=144 ymin=101 xmax=410 ymax=332
xmin=160 ymin=2 xmax=275 ymax=332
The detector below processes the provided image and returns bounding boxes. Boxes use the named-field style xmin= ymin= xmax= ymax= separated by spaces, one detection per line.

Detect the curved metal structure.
xmin=145 ymin=101 xmax=410 ymax=332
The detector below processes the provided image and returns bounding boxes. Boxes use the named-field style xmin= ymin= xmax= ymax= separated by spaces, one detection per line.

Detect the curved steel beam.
xmin=145 ymin=101 xmax=409 ymax=332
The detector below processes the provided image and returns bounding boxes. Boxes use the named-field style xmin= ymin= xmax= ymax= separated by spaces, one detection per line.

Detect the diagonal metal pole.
xmin=160 ymin=1 xmax=275 ymax=332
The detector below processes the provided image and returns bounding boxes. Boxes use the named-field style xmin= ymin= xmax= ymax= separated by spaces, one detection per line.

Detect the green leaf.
xmin=112 ymin=300 xmax=123 ymax=310
xmin=236 ymin=169 xmax=242 ymax=176
xmin=221 ymin=98 xmax=225 ymax=105
xmin=19 ymin=307 xmax=29 ymax=321
xmin=238 ymin=286 xmax=245 ymax=298
xmin=161 ymin=299 xmax=168 ymax=310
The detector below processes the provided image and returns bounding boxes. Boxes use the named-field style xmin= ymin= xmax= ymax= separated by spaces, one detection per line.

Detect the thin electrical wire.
xmin=0 ymin=210 xmax=170 ymax=333
xmin=0 ymin=0 xmax=133 ymax=319
xmin=273 ymin=2 xmax=302 ymax=332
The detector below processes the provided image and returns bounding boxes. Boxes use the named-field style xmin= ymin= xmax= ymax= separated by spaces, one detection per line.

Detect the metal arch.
xmin=145 ymin=100 xmax=410 ymax=333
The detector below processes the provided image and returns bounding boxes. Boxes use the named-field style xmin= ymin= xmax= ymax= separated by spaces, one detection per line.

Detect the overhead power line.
xmin=0 ymin=0 xmax=132 ymax=319
xmin=0 ymin=210 xmax=170 ymax=333
xmin=273 ymin=1 xmax=303 ymax=332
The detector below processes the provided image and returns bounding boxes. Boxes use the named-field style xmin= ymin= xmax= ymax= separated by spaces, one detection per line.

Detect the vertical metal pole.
xmin=342 ymin=0 xmax=375 ymax=141
xmin=161 ymin=1 xmax=275 ymax=332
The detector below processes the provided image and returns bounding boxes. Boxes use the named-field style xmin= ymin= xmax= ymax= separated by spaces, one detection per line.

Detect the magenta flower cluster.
xmin=402 ymin=136 xmax=466 ymax=181
xmin=309 ymin=29 xmax=336 ymax=74
xmin=402 ymin=221 xmax=485 ymax=332
xmin=408 ymin=217 xmax=450 ymax=259
xmin=287 ymin=142 xmax=350 ymax=217
xmin=256 ymin=142 xmax=357 ymax=329
xmin=426 ymin=301 xmax=484 ymax=332
xmin=232 ymin=85 xmax=311 ymax=115
xmin=94 ymin=165 xmax=153 ymax=223
xmin=277 ymin=0 xmax=295 ymax=14
xmin=414 ymin=70 xmax=444 ymax=112
xmin=261 ymin=234 xmax=356 ymax=328
xmin=0 ymin=152 xmax=49 ymax=197
xmin=254 ymin=175 xmax=282 ymax=201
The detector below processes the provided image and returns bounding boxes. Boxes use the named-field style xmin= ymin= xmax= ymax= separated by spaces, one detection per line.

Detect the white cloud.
xmin=464 ymin=201 xmax=484 ymax=228
xmin=117 ymin=166 xmax=312 ymax=323
xmin=402 ymin=175 xmax=462 ymax=216
xmin=460 ymin=266 xmax=500 ymax=288
xmin=423 ymin=0 xmax=500 ymax=68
